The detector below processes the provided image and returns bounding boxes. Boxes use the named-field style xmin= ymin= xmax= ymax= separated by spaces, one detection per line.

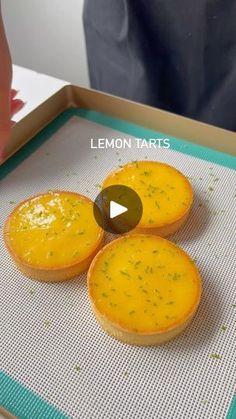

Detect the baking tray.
xmin=3 ymin=84 xmax=236 ymax=164
xmin=0 ymin=85 xmax=236 ymax=419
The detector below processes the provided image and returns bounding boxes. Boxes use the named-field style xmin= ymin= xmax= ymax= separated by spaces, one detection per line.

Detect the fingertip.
xmin=11 ymin=89 xmax=19 ymax=99
xmin=12 ymin=98 xmax=24 ymax=106
xmin=11 ymin=99 xmax=25 ymax=116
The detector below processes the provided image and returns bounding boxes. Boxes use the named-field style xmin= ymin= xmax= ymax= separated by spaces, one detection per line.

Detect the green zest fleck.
xmin=120 ymin=269 xmax=130 ymax=277
xmin=134 ymin=261 xmax=141 ymax=268
xmin=129 ymin=310 xmax=135 ymax=315
xmin=49 ymin=251 xmax=54 ymax=257
xmin=232 ymin=304 xmax=236 ymax=309
xmin=142 ymin=170 xmax=152 ymax=176
xmin=132 ymin=160 xmax=139 ymax=168
xmin=9 ymin=201 xmax=16 ymax=205
xmin=168 ymin=272 xmax=181 ymax=280
xmin=44 ymin=320 xmax=50 ymax=327
xmin=102 ymin=293 xmax=108 ymax=298
xmin=145 ymin=266 xmax=152 ymax=273
xmin=75 ymin=366 xmax=81 ymax=373
xmin=221 ymin=325 xmax=227 ymax=332
xmin=210 ymin=353 xmax=221 ymax=360
xmin=208 ymin=186 xmax=214 ymax=192
xmin=102 ymin=260 xmax=109 ymax=273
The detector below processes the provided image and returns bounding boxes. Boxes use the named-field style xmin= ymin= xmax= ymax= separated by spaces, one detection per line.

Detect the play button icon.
xmin=93 ymin=185 xmax=143 ymax=234
xmin=110 ymin=201 xmax=128 ymax=219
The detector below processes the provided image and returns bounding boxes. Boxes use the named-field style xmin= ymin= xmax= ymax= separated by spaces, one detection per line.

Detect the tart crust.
xmin=88 ymin=234 xmax=201 ymax=346
xmin=102 ymin=161 xmax=193 ymax=236
xmin=4 ymin=191 xmax=104 ymax=282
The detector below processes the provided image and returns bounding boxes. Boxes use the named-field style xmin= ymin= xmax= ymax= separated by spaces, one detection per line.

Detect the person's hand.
xmin=0 ymin=92 xmax=25 ymax=161
xmin=10 ymin=89 xmax=25 ymax=119
xmin=0 ymin=6 xmax=25 ymax=162
xmin=0 ymin=90 xmax=25 ymax=161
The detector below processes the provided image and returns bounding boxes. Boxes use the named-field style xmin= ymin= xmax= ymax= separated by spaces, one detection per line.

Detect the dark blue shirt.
xmin=83 ymin=0 xmax=236 ymax=131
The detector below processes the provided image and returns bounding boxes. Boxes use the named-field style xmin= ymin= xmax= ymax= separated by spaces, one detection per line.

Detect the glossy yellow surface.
xmin=89 ymin=235 xmax=201 ymax=334
xmin=103 ymin=161 xmax=193 ymax=227
xmin=6 ymin=191 xmax=103 ymax=268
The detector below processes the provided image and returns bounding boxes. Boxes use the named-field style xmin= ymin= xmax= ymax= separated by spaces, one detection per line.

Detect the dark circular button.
xmin=93 ymin=185 xmax=143 ymax=234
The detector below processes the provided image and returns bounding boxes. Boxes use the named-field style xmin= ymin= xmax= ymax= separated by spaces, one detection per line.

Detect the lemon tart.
xmin=4 ymin=191 xmax=104 ymax=282
xmin=102 ymin=161 xmax=193 ymax=236
xmin=88 ymin=234 xmax=201 ymax=346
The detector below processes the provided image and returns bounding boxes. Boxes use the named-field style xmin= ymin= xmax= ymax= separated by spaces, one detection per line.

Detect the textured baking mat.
xmin=0 ymin=110 xmax=236 ymax=419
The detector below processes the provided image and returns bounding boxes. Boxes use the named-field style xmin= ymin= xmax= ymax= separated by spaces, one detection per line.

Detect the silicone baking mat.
xmin=0 ymin=109 xmax=236 ymax=419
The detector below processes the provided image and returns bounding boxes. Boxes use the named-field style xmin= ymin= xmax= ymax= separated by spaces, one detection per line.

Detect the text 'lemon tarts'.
xmin=4 ymin=191 xmax=104 ymax=282
xmin=88 ymin=234 xmax=201 ymax=346
xmin=102 ymin=161 xmax=193 ymax=236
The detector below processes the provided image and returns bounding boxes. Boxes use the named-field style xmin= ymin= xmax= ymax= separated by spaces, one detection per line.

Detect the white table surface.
xmin=12 ymin=64 xmax=68 ymax=123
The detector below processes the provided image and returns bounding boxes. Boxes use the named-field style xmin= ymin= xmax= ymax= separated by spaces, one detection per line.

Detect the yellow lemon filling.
xmin=102 ymin=161 xmax=193 ymax=229
xmin=5 ymin=191 xmax=104 ymax=270
xmin=88 ymin=234 xmax=201 ymax=334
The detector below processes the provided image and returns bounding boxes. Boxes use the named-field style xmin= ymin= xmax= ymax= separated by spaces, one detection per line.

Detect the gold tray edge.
xmin=0 ymin=406 xmax=16 ymax=419
xmin=3 ymin=84 xmax=236 ymax=164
